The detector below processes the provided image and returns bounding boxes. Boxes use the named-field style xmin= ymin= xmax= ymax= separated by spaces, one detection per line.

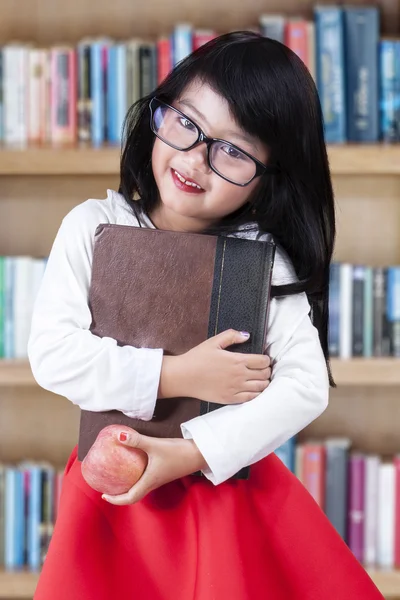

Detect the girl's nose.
xmin=184 ymin=143 xmax=210 ymax=173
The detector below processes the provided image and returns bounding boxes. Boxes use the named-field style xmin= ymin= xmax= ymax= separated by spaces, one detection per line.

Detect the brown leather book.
xmin=78 ymin=224 xmax=276 ymax=479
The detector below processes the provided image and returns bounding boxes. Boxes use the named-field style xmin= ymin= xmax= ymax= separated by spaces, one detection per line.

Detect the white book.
xmin=3 ymin=44 xmax=29 ymax=146
xmin=363 ymin=454 xmax=380 ymax=567
xmin=28 ymin=48 xmax=48 ymax=144
xmin=377 ymin=463 xmax=395 ymax=569
xmin=13 ymin=256 xmax=34 ymax=359
xmin=339 ymin=263 xmax=353 ymax=359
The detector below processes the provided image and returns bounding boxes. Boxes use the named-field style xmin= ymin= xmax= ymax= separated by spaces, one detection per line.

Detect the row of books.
xmin=0 ymin=6 xmax=398 ymax=147
xmin=328 ymin=263 xmax=400 ymax=359
xmin=2 ymin=256 xmax=400 ymax=361
xmin=0 ymin=256 xmax=46 ymax=360
xmin=0 ymin=462 xmax=63 ymax=571
xmin=275 ymin=437 xmax=400 ymax=569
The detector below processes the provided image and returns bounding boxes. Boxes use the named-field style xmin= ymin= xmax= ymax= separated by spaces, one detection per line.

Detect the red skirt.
xmin=34 ymin=446 xmax=383 ymax=600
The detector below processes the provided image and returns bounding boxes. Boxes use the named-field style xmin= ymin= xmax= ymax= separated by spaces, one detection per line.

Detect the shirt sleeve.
xmin=180 ymin=247 xmax=330 ymax=486
xmin=27 ymin=200 xmax=163 ymax=419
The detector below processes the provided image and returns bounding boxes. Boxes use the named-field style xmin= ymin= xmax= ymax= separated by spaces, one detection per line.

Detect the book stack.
xmin=0 ymin=462 xmax=63 ymax=571
xmin=275 ymin=437 xmax=400 ymax=569
xmin=0 ymin=256 xmax=47 ymax=360
xmin=0 ymin=6 xmax=399 ymax=147
xmin=328 ymin=263 xmax=400 ymax=359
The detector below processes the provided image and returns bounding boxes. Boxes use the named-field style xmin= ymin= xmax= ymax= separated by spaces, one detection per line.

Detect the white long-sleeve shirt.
xmin=28 ymin=189 xmax=329 ymax=485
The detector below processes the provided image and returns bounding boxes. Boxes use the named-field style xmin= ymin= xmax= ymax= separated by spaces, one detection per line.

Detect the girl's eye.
xmin=221 ymin=145 xmax=243 ymax=160
xmin=179 ymin=117 xmax=196 ymax=131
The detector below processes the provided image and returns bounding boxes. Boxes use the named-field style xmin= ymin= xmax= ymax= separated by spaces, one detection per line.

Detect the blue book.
xmin=90 ymin=40 xmax=110 ymax=147
xmin=108 ymin=44 xmax=127 ymax=145
xmin=26 ymin=465 xmax=42 ymax=571
xmin=5 ymin=468 xmax=24 ymax=570
xmin=275 ymin=437 xmax=296 ymax=472
xmin=387 ymin=266 xmax=400 ymax=357
xmin=315 ymin=6 xmax=346 ymax=143
xmin=344 ymin=7 xmax=379 ymax=142
xmin=328 ymin=262 xmax=340 ymax=357
xmin=172 ymin=24 xmax=193 ymax=66
xmin=379 ymin=40 xmax=400 ymax=142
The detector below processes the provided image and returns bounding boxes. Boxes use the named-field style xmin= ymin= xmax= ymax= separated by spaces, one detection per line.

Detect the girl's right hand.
xmin=159 ymin=330 xmax=272 ymax=405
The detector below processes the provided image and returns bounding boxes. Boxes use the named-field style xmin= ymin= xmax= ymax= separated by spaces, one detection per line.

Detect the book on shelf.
xmin=0 ymin=461 xmax=63 ymax=572
xmin=275 ymin=436 xmax=400 ymax=570
xmin=0 ymin=8 xmax=399 ymax=148
xmin=329 ymin=262 xmax=400 ymax=359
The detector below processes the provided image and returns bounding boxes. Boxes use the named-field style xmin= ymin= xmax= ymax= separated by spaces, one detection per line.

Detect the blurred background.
xmin=0 ymin=0 xmax=399 ymax=598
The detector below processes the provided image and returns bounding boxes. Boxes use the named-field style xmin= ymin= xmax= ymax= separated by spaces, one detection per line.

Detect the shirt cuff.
xmin=122 ymin=348 xmax=164 ymax=421
xmin=180 ymin=416 xmax=236 ymax=486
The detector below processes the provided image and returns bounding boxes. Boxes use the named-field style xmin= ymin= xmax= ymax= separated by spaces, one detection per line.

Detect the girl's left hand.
xmin=101 ymin=430 xmax=208 ymax=506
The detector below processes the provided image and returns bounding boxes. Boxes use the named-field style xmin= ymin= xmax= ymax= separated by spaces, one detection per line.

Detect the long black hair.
xmin=119 ymin=31 xmax=336 ymax=386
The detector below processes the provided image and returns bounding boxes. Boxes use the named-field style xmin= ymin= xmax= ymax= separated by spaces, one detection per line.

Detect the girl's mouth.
xmin=171 ymin=169 xmax=205 ymax=194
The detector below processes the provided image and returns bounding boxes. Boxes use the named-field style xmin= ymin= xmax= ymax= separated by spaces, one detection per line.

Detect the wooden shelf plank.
xmin=0 ymin=359 xmax=400 ymax=387
xmin=0 ymin=360 xmax=36 ymax=386
xmin=0 ymin=569 xmax=397 ymax=599
xmin=330 ymin=358 xmax=400 ymax=386
xmin=0 ymin=570 xmax=38 ymax=597
xmin=1 ymin=144 xmax=400 ymax=176
xmin=0 ymin=145 xmax=120 ymax=175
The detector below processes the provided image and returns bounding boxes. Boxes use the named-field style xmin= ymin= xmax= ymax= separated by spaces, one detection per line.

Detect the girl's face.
xmin=150 ymin=80 xmax=268 ymax=232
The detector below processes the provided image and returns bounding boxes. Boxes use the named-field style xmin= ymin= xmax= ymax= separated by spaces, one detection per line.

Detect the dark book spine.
xmin=352 ymin=265 xmax=365 ymax=356
xmin=382 ymin=268 xmax=392 ymax=356
xmin=373 ymin=267 xmax=385 ymax=356
xmin=328 ymin=263 xmax=340 ymax=356
xmin=344 ymin=7 xmax=379 ymax=142
xmin=325 ymin=439 xmax=350 ymax=540
xmin=77 ymin=43 xmax=92 ymax=143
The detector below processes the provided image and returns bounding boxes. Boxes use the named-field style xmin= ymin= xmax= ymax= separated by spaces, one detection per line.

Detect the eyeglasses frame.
xmin=149 ymin=97 xmax=278 ymax=187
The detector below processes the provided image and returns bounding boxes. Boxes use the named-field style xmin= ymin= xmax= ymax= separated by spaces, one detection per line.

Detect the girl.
xmin=28 ymin=32 xmax=383 ymax=600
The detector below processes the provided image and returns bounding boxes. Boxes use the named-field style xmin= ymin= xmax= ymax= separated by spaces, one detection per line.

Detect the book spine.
xmin=0 ymin=49 xmax=3 ymax=141
xmin=259 ymin=15 xmax=285 ymax=43
xmin=107 ymin=45 xmax=117 ymax=144
xmin=284 ymin=19 xmax=309 ymax=67
xmin=352 ymin=265 xmax=365 ymax=356
xmin=116 ymin=44 xmax=127 ymax=144
xmin=328 ymin=262 xmax=340 ymax=357
xmin=379 ymin=39 xmax=400 ymax=142
xmin=0 ymin=256 xmax=4 ymax=358
xmin=157 ymin=37 xmax=172 ymax=85
xmin=314 ymin=6 xmax=346 ymax=143
xmin=302 ymin=443 xmax=325 ymax=508
xmin=90 ymin=42 xmax=105 ymax=147
xmin=274 ymin=437 xmax=296 ymax=472
xmin=50 ymin=48 xmax=77 ymax=145
xmin=364 ymin=454 xmax=380 ymax=567
xmin=363 ymin=266 xmax=374 ymax=357
xmin=172 ymin=23 xmax=193 ymax=66
xmin=339 ymin=263 xmax=353 ymax=358
xmin=192 ymin=30 xmax=216 ymax=51
xmin=28 ymin=49 xmax=46 ymax=145
xmin=325 ymin=439 xmax=350 ymax=539
xmin=4 ymin=257 xmax=15 ymax=359
xmin=27 ymin=466 xmax=42 ymax=571
xmin=373 ymin=267 xmax=385 ymax=356
xmin=4 ymin=45 xmax=28 ymax=146
xmin=347 ymin=453 xmax=366 ymax=562
xmin=377 ymin=463 xmax=395 ymax=568
xmin=394 ymin=456 xmax=400 ymax=568
xmin=344 ymin=7 xmax=379 ymax=142
xmin=387 ymin=266 xmax=400 ymax=357
xmin=77 ymin=42 xmax=92 ymax=143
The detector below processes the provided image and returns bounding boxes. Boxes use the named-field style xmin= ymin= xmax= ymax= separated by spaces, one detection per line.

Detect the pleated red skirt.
xmin=34 ymin=445 xmax=383 ymax=600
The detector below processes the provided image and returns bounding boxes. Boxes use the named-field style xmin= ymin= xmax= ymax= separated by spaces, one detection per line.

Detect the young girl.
xmin=28 ymin=31 xmax=383 ymax=600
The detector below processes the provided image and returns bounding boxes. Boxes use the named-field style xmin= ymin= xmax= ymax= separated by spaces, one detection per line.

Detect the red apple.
xmin=81 ymin=425 xmax=148 ymax=495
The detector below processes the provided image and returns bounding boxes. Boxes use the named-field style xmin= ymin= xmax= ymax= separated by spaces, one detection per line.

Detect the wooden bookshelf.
xmin=1 ymin=0 xmax=400 ymax=597
xmin=0 ymin=569 xmax=399 ymax=599
xmin=1 ymin=144 xmax=400 ymax=176
xmin=1 ymin=358 xmax=400 ymax=388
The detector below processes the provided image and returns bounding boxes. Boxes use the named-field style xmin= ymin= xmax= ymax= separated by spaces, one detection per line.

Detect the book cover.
xmin=325 ymin=438 xmax=350 ymax=540
xmin=364 ymin=454 xmax=380 ymax=567
xmin=314 ymin=6 xmax=346 ymax=143
xmin=347 ymin=453 xmax=366 ymax=563
xmin=302 ymin=442 xmax=325 ymax=508
xmin=343 ymin=7 xmax=379 ymax=142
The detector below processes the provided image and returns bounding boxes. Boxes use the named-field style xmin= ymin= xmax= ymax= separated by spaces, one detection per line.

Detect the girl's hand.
xmin=101 ymin=429 xmax=208 ymax=506
xmin=159 ymin=330 xmax=271 ymax=405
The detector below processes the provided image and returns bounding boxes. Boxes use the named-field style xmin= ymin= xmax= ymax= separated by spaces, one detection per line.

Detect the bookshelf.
xmin=1 ymin=0 xmax=400 ymax=598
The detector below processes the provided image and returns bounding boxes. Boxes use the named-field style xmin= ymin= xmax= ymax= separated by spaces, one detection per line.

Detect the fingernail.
xmin=119 ymin=432 xmax=128 ymax=442
xmin=240 ymin=331 xmax=250 ymax=338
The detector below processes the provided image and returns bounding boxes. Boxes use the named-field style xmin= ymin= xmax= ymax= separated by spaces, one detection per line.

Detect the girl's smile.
xmin=170 ymin=168 xmax=205 ymax=194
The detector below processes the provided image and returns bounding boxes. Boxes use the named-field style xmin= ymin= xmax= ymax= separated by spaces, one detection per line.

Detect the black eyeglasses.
xmin=149 ymin=97 xmax=278 ymax=187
